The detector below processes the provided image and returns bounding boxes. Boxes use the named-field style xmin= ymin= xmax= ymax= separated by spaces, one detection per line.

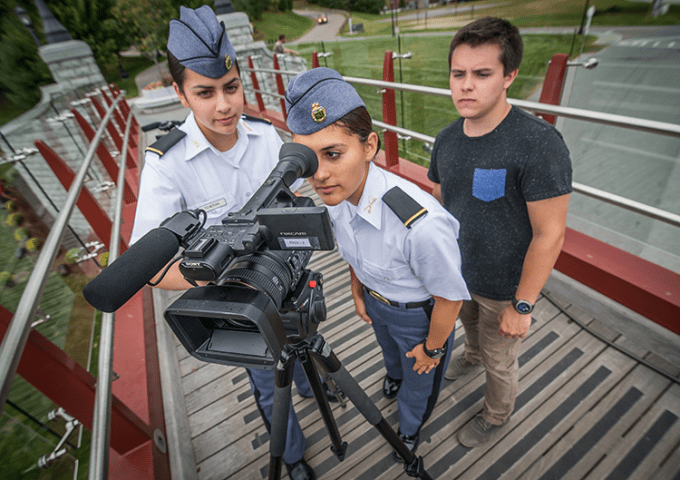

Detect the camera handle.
xmin=268 ymin=333 xmax=433 ymax=480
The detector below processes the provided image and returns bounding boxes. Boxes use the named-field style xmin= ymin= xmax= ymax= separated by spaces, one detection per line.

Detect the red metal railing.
xmin=0 ymin=85 xmax=168 ymax=479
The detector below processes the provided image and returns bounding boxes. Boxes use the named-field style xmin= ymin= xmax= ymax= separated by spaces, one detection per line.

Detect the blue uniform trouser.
xmin=247 ymin=361 xmax=313 ymax=465
xmin=364 ymin=290 xmax=453 ymax=437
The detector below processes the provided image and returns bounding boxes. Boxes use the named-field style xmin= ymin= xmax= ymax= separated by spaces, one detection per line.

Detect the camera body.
xmin=178 ymin=195 xmax=334 ymax=283
xmin=163 ymin=143 xmax=335 ymax=369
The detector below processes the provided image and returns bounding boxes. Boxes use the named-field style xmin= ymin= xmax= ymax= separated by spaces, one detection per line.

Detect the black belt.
xmin=365 ymin=287 xmax=432 ymax=309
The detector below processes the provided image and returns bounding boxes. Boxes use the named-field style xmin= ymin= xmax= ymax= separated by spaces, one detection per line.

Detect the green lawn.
xmin=253 ymin=10 xmax=315 ymax=44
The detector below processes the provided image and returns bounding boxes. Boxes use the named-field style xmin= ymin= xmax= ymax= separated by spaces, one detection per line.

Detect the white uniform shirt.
xmin=131 ymin=112 xmax=292 ymax=243
xmin=327 ymin=162 xmax=470 ymax=303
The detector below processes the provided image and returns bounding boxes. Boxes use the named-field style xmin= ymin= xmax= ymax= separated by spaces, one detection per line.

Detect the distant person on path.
xmin=285 ymin=67 xmax=470 ymax=460
xmin=428 ymin=17 xmax=572 ymax=447
xmin=274 ymin=34 xmax=299 ymax=55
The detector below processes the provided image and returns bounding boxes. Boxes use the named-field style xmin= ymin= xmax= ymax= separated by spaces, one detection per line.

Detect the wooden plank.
xmin=455 ymin=346 xmax=638 ymax=480
xmin=517 ymin=363 xmax=671 ymax=479
xmin=583 ymin=383 xmax=680 ymax=480
xmin=421 ymin=328 xmax=607 ymax=480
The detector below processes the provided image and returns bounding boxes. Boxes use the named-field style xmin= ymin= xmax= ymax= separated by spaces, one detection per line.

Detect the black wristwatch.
xmin=422 ymin=339 xmax=447 ymax=359
xmin=512 ymin=298 xmax=534 ymax=315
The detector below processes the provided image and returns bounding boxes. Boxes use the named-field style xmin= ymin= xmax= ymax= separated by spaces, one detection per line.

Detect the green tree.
xmin=232 ymin=0 xmax=272 ymax=21
xmin=113 ymin=0 xmax=174 ymax=78
xmin=0 ymin=2 xmax=53 ymax=110
xmin=46 ymin=0 xmax=128 ymax=67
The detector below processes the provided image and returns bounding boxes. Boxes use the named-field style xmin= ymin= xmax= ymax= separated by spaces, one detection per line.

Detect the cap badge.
xmin=224 ymin=54 xmax=233 ymax=71
xmin=311 ymin=103 xmax=327 ymax=123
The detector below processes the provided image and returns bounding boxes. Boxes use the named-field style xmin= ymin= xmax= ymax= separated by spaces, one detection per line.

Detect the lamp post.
xmin=13 ymin=6 xmax=42 ymax=47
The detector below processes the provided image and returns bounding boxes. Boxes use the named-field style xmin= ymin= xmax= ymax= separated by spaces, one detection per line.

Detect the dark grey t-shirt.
xmin=428 ymin=106 xmax=572 ymax=300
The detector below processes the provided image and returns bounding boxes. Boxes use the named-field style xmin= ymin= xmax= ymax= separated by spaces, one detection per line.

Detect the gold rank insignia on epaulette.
xmin=382 ymin=186 xmax=428 ymax=229
xmin=241 ymin=114 xmax=272 ymax=125
xmin=145 ymin=129 xmax=186 ymax=157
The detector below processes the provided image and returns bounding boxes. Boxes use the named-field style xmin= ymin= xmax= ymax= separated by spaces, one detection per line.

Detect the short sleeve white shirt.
xmin=326 ymin=163 xmax=470 ymax=303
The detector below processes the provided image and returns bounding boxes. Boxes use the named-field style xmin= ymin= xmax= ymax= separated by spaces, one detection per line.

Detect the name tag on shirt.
xmin=200 ymin=198 xmax=227 ymax=212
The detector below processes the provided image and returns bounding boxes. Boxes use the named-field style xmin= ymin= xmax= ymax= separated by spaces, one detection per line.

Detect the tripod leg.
xmin=308 ymin=335 xmax=434 ymax=480
xmin=268 ymin=348 xmax=296 ymax=480
xmin=296 ymin=344 xmax=348 ymax=461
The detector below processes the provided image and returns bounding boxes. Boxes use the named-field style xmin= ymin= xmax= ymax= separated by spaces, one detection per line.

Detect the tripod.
xmin=268 ymin=333 xmax=433 ymax=480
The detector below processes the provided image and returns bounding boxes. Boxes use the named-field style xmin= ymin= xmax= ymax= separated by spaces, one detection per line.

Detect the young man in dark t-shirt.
xmin=427 ymin=17 xmax=572 ymax=447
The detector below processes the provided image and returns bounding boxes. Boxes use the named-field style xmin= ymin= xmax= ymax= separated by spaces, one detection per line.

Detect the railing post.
xmin=382 ymin=50 xmax=399 ymax=168
xmin=537 ymin=53 xmax=569 ymax=125
xmin=312 ymin=52 xmax=320 ymax=69
xmin=273 ymin=55 xmax=288 ymax=119
xmin=248 ymin=56 xmax=266 ymax=113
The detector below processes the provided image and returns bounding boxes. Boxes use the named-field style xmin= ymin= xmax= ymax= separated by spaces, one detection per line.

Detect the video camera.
xmin=83 ymin=143 xmax=335 ymax=369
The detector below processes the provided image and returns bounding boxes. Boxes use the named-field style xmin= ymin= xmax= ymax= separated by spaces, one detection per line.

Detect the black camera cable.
xmin=542 ymin=292 xmax=680 ymax=386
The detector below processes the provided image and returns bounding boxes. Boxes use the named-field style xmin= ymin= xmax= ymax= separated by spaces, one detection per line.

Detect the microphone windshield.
xmin=83 ymin=228 xmax=180 ymax=312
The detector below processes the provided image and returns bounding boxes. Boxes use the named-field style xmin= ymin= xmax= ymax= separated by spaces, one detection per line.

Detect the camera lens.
xmin=219 ymin=250 xmax=293 ymax=309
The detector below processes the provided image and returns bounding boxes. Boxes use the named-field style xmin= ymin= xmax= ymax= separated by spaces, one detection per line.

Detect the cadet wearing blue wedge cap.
xmin=285 ymin=67 xmax=365 ymax=135
xmin=130 ymin=6 xmax=319 ymax=480
xmin=167 ymin=5 xmax=236 ymax=79
xmin=286 ymin=68 xmax=470 ymax=462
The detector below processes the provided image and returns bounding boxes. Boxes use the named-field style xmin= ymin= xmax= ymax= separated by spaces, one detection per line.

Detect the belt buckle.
xmin=368 ymin=289 xmax=392 ymax=306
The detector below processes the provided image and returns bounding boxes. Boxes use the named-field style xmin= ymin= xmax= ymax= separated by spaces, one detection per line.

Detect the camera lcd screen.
xmin=257 ymin=206 xmax=335 ymax=251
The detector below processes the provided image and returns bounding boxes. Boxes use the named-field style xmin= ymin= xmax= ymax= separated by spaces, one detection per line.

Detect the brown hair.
xmin=336 ymin=107 xmax=381 ymax=157
xmin=167 ymin=51 xmax=241 ymax=93
xmin=448 ymin=17 xmax=523 ymax=76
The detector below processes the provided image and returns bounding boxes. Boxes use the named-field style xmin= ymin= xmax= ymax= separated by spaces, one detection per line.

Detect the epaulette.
xmin=145 ymin=128 xmax=186 ymax=157
xmin=382 ymin=186 xmax=428 ymax=229
xmin=241 ymin=114 xmax=272 ymax=125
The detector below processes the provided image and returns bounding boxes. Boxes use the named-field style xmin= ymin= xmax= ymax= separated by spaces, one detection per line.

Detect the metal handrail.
xmin=343 ymin=76 xmax=680 ymax=139
xmin=88 ymin=108 xmax=134 ymax=480
xmin=0 ymin=95 xmax=122 ymax=414
xmin=251 ymin=88 xmax=285 ymax=101
xmin=241 ymin=66 xmax=299 ymax=77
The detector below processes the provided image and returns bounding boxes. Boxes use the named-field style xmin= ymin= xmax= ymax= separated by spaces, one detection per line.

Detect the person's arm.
xmin=406 ymin=296 xmax=462 ymax=374
xmin=350 ymin=266 xmax=372 ymax=324
xmin=497 ymin=193 xmax=570 ymax=339
xmin=431 ymin=182 xmax=442 ymax=204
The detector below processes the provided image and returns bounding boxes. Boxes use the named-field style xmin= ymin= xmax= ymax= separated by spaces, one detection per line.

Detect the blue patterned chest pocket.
xmin=472 ymin=168 xmax=507 ymax=202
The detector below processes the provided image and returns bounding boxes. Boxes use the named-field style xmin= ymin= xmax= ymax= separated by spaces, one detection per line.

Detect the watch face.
xmin=515 ymin=300 xmax=533 ymax=314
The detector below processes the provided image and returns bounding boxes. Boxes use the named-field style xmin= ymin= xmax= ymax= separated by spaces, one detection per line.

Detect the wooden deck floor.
xmin=158 ymin=185 xmax=680 ymax=480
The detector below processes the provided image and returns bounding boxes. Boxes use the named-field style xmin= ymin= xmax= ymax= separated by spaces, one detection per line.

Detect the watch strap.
xmin=422 ymin=339 xmax=447 ymax=359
